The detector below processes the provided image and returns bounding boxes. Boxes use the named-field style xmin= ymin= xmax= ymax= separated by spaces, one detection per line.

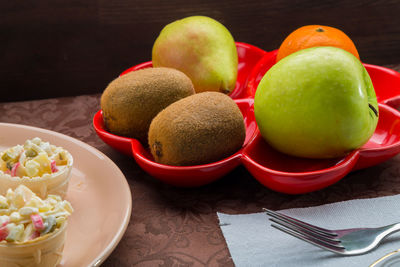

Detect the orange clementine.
xmin=276 ymin=25 xmax=360 ymax=61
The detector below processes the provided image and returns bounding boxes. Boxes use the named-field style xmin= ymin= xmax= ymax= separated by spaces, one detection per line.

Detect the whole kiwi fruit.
xmin=101 ymin=67 xmax=195 ymax=143
xmin=148 ymin=92 xmax=246 ymax=166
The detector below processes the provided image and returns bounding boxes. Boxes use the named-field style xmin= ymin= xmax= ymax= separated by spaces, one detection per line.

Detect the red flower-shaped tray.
xmin=93 ymin=43 xmax=400 ymax=194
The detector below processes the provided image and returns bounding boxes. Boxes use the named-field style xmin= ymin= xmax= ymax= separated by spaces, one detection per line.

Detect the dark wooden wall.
xmin=1 ymin=0 xmax=400 ymax=102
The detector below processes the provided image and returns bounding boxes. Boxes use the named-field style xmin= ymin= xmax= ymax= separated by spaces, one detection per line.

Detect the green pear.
xmin=254 ymin=46 xmax=379 ymax=159
xmin=152 ymin=16 xmax=238 ymax=94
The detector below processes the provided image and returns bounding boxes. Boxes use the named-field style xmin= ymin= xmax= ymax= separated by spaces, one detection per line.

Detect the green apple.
xmin=254 ymin=46 xmax=379 ymax=159
xmin=152 ymin=16 xmax=238 ymax=94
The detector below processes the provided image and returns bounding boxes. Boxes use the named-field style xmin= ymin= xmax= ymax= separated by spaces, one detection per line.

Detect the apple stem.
xmin=369 ymin=103 xmax=378 ymax=117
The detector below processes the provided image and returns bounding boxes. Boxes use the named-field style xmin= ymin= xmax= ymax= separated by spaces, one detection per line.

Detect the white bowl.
xmin=0 ymin=222 xmax=67 ymax=267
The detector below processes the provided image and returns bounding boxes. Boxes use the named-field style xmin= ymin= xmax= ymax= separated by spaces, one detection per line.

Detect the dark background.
xmin=1 ymin=0 xmax=400 ymax=102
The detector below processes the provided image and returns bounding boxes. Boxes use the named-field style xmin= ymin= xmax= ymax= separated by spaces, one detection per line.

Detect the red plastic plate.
xmin=93 ymin=44 xmax=400 ymax=193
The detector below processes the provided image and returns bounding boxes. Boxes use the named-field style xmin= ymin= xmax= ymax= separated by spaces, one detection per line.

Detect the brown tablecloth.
xmin=1 ymin=64 xmax=400 ymax=266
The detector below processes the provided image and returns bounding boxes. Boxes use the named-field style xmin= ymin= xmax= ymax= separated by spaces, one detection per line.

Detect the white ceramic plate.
xmin=0 ymin=123 xmax=132 ymax=266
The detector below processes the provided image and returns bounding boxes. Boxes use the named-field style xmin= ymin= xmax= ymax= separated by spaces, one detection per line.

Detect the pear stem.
xmin=369 ymin=103 xmax=378 ymax=117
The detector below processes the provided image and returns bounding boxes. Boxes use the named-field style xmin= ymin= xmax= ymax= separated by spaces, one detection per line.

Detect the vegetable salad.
xmin=0 ymin=138 xmax=69 ymax=178
xmin=0 ymin=185 xmax=73 ymax=243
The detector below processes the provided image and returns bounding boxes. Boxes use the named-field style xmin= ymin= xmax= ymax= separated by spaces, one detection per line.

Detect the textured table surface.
xmin=1 ymin=63 xmax=400 ymax=266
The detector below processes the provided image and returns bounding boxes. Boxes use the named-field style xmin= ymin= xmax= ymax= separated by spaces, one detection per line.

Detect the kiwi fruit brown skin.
xmin=100 ymin=67 xmax=195 ymax=144
xmin=148 ymin=92 xmax=246 ymax=166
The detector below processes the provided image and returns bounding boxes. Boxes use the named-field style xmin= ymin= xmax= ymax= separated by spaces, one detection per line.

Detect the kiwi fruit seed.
xmin=100 ymin=67 xmax=195 ymax=143
xmin=148 ymin=91 xmax=246 ymax=166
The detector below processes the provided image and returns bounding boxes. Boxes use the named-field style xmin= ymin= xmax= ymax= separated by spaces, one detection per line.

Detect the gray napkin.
xmin=218 ymin=194 xmax=400 ymax=267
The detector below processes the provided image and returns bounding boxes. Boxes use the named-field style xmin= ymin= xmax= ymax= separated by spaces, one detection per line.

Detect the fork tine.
xmin=264 ymin=209 xmax=337 ymax=237
xmin=267 ymin=215 xmax=341 ymax=243
xmin=269 ymin=218 xmax=343 ymax=248
xmin=271 ymin=223 xmax=346 ymax=254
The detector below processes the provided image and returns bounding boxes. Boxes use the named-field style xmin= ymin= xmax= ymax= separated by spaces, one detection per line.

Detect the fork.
xmin=265 ymin=208 xmax=400 ymax=256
